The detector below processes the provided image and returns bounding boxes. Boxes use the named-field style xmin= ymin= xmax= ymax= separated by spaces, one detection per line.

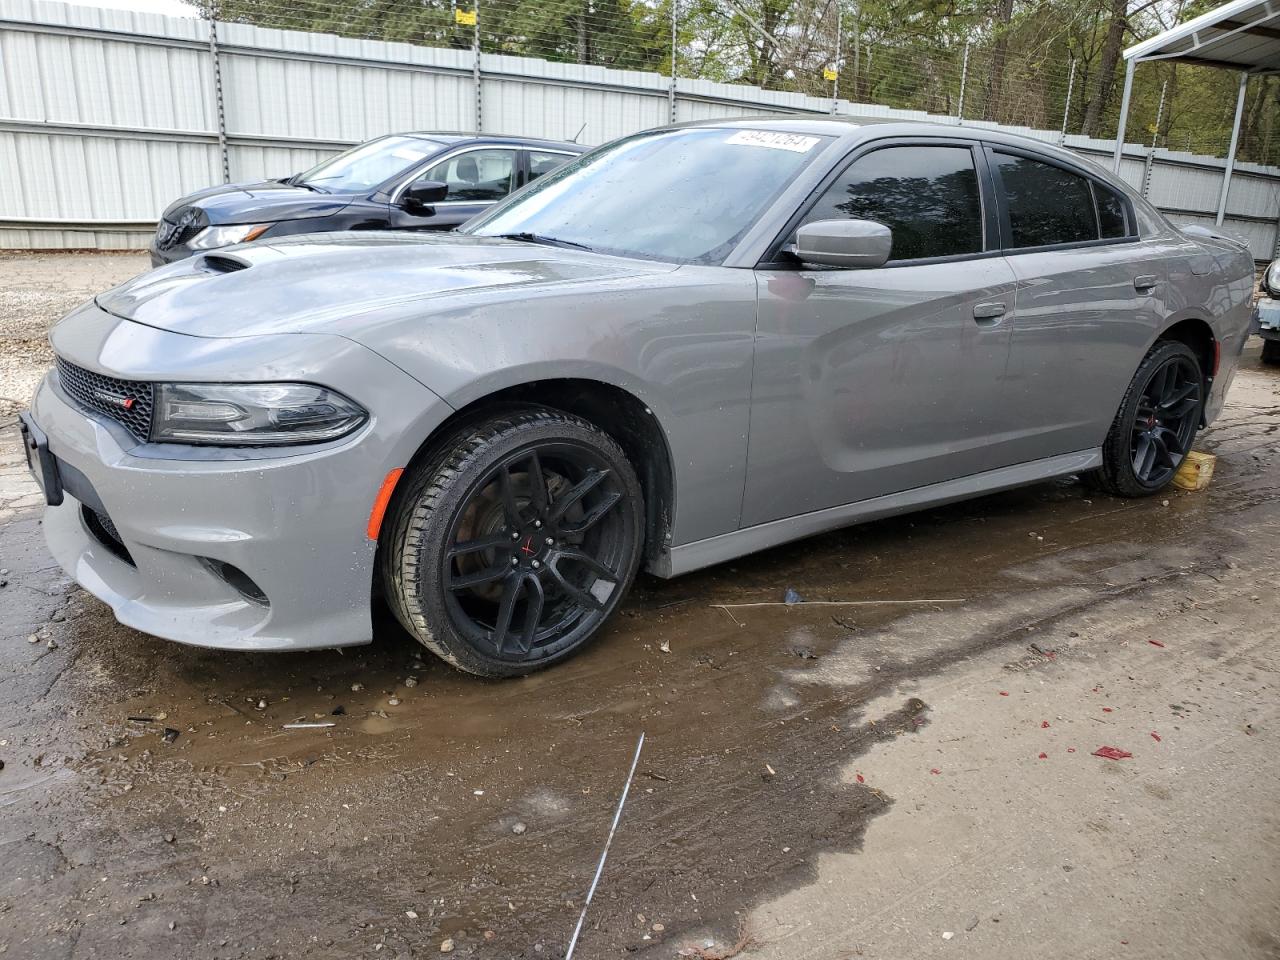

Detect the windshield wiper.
xmin=289 ymin=180 xmax=329 ymax=194
xmin=494 ymin=232 xmax=593 ymax=251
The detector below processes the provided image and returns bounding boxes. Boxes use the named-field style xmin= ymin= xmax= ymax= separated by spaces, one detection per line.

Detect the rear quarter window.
xmin=1095 ymin=183 xmax=1130 ymax=239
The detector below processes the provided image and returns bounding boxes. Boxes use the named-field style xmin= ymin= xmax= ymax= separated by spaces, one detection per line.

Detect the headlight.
xmin=152 ymin=383 xmax=367 ymax=445
xmin=188 ymin=223 xmax=272 ymax=250
xmin=1266 ymin=259 xmax=1280 ymax=298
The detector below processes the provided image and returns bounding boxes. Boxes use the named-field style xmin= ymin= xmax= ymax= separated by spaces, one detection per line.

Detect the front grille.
xmin=55 ymin=357 xmax=154 ymax=442
xmin=82 ymin=505 xmax=135 ymax=566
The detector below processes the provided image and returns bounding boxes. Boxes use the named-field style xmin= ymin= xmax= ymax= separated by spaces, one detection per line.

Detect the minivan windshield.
xmin=463 ymin=128 xmax=831 ymax=264
xmin=293 ymin=135 xmax=440 ymax=192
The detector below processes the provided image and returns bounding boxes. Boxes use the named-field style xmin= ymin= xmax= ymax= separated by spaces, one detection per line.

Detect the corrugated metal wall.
xmin=2 ymin=0 xmax=1279 ymax=257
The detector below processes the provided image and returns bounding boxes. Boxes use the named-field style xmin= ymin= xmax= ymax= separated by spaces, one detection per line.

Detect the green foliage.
xmin=205 ymin=0 xmax=1280 ymax=165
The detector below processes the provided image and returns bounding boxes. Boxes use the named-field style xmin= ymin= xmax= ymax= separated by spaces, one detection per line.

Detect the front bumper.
xmin=149 ymin=241 xmax=190 ymax=267
xmin=1258 ymin=296 xmax=1280 ymax=340
xmin=28 ymin=308 xmax=452 ymax=651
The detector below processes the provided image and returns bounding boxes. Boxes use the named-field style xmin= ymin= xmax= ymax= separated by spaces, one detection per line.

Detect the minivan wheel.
xmin=1262 ymin=339 xmax=1280 ymax=365
xmin=381 ymin=408 xmax=643 ymax=677
xmin=1092 ymin=340 xmax=1204 ymax=497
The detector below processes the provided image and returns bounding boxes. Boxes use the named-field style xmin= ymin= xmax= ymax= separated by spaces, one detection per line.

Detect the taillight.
xmin=1212 ymin=338 xmax=1221 ymax=376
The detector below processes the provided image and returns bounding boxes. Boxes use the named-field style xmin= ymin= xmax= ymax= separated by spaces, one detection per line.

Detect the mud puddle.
xmin=3 ymin=363 xmax=1280 ymax=958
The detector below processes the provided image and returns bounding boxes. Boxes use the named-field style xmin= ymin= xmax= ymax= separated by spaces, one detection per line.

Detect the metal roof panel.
xmin=1125 ymin=0 xmax=1280 ymax=71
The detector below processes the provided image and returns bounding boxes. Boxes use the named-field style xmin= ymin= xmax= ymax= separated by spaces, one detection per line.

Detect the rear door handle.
xmin=972 ymin=302 xmax=1007 ymax=322
xmin=1134 ymin=274 xmax=1160 ymax=291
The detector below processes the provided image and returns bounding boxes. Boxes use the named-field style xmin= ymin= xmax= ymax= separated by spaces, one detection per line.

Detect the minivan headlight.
xmin=188 ymin=223 xmax=272 ymax=250
xmin=153 ymin=383 xmax=367 ymax=445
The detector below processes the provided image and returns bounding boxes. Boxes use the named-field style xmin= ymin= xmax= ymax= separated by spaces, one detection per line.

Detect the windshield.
xmin=294 ymin=136 xmax=440 ymax=192
xmin=463 ymin=128 xmax=831 ymax=263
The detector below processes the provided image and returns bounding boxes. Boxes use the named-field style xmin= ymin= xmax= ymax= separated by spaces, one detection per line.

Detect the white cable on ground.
xmin=564 ymin=731 xmax=646 ymax=960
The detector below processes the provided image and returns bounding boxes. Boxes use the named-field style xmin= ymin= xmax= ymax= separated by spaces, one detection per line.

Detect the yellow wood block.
xmin=1172 ymin=450 xmax=1216 ymax=491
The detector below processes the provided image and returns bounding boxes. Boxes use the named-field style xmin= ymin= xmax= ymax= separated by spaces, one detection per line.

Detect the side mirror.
xmin=794 ymin=219 xmax=892 ymax=269
xmin=401 ymin=180 xmax=449 ymax=209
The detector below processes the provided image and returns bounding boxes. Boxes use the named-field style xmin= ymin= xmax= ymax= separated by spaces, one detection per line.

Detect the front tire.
xmin=1093 ymin=340 xmax=1204 ymax=498
xmin=1262 ymin=338 xmax=1280 ymax=365
xmin=381 ymin=408 xmax=644 ymax=677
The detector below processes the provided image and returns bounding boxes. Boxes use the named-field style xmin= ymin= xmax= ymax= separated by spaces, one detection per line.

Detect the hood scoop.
xmin=202 ymin=254 xmax=251 ymax=274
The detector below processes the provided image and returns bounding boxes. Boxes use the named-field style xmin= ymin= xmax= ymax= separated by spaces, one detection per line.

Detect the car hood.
xmin=162 ymin=180 xmax=355 ymax=224
xmin=95 ymin=232 xmax=677 ymax=339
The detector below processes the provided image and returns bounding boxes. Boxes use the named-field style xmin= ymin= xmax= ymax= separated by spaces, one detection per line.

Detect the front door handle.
xmin=1134 ymin=274 xmax=1160 ymax=291
xmin=972 ymin=302 xmax=1007 ymax=322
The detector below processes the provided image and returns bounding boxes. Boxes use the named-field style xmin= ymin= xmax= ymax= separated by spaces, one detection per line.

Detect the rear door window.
xmin=527 ymin=150 xmax=572 ymax=184
xmin=993 ymin=152 xmax=1098 ymax=248
xmin=802 ymin=144 xmax=984 ymax=262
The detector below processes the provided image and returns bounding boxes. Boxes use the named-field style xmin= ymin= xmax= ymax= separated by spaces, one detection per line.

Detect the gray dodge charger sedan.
xmin=19 ymin=119 xmax=1254 ymax=676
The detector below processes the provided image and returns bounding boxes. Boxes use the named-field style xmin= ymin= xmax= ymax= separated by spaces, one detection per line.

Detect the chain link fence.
xmin=198 ymin=0 xmax=1280 ymax=167
xmin=5 ymin=0 xmax=1280 ymax=255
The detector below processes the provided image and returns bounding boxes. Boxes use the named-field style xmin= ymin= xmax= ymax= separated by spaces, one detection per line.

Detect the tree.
xmin=1079 ymin=0 xmax=1165 ymax=137
xmin=983 ymin=0 xmax=1014 ymax=121
xmin=1080 ymin=0 xmax=1129 ymax=136
xmin=196 ymin=0 xmax=1280 ymax=165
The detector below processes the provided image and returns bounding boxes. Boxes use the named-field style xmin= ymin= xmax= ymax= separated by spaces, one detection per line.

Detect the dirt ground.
xmin=1 ymin=251 xmax=1277 ymax=960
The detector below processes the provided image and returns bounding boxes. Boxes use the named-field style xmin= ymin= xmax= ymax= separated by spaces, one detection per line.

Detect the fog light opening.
xmin=202 ymin=559 xmax=269 ymax=606
xmin=81 ymin=505 xmax=136 ymax=567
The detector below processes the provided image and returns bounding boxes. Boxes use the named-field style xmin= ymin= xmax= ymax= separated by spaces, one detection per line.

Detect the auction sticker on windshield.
xmin=391 ymin=146 xmax=431 ymax=161
xmin=725 ymin=130 xmax=821 ymax=152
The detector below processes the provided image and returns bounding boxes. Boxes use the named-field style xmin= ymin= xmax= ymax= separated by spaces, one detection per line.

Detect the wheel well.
xmin=1158 ymin=317 xmax=1216 ymax=381
xmin=405 ymin=379 xmax=675 ymax=570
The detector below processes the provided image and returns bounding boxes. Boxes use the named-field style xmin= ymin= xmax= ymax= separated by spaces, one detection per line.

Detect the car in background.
xmin=1257 ymin=258 xmax=1280 ymax=363
xmin=149 ymin=133 xmax=585 ymax=265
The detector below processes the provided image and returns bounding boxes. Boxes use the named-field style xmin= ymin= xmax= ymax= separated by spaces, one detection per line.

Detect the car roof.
xmin=396 ymin=132 xmax=587 ymax=152
xmin=672 ymin=116 xmax=1130 ymax=192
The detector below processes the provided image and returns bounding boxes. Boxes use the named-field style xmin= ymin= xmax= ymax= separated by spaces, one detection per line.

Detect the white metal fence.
xmin=3 ymin=0 xmax=1280 ymax=258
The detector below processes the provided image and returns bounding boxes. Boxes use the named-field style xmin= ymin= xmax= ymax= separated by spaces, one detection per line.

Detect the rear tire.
xmin=1262 ymin=338 xmax=1280 ymax=365
xmin=381 ymin=407 xmax=644 ymax=677
xmin=1092 ymin=340 xmax=1204 ymax=498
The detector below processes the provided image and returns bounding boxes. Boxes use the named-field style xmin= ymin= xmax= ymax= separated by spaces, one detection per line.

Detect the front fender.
xmin=355 ymin=266 xmax=759 ymax=545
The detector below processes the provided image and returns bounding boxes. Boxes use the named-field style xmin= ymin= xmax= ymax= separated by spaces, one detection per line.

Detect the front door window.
xmin=802 ymin=145 xmax=985 ymax=262
xmin=414 ymin=149 xmax=517 ymax=203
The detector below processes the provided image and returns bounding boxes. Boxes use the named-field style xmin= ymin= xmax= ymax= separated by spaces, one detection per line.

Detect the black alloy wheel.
xmin=1129 ymin=353 xmax=1201 ymax=488
xmin=443 ymin=443 xmax=632 ymax=659
xmin=1094 ymin=339 xmax=1205 ymax=497
xmin=382 ymin=408 xmax=643 ymax=677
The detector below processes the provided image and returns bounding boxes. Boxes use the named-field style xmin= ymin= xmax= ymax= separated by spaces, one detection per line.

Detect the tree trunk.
xmin=1081 ymin=0 xmax=1128 ymax=138
xmin=757 ymin=2 xmax=779 ymax=87
xmin=982 ymin=0 xmax=1015 ymax=122
xmin=1244 ymin=73 xmax=1267 ymax=162
xmin=1157 ymin=65 xmax=1178 ymax=144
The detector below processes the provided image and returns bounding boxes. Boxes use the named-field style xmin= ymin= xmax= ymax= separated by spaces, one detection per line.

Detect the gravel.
xmin=0 ymin=251 xmax=150 ymax=417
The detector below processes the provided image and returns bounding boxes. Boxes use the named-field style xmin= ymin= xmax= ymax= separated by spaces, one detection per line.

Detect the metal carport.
xmin=1113 ymin=0 xmax=1280 ymax=225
